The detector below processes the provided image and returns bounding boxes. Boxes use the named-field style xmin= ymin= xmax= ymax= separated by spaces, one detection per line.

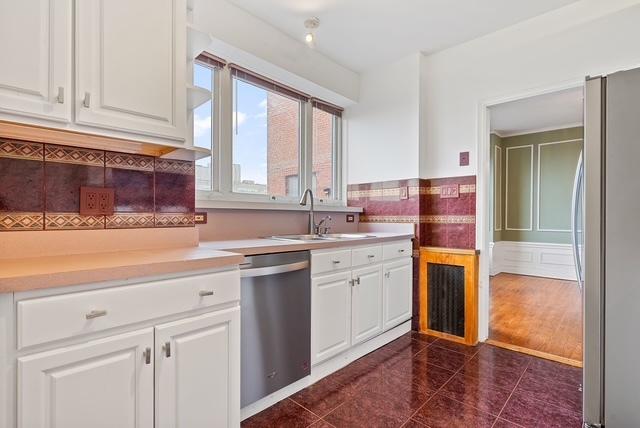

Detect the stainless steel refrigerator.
xmin=579 ymin=67 xmax=640 ymax=428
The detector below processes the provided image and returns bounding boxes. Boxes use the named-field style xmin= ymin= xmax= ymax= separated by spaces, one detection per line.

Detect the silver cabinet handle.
xmin=82 ymin=92 xmax=91 ymax=108
xmin=162 ymin=342 xmax=171 ymax=358
xmin=56 ymin=87 xmax=64 ymax=104
xmin=367 ymin=254 xmax=375 ymax=259
xmin=398 ymin=249 xmax=406 ymax=253
xmin=385 ymin=271 xmax=391 ymax=279
xmin=199 ymin=290 xmax=214 ymax=297
xmin=143 ymin=347 xmax=151 ymax=365
xmin=355 ymin=277 xmax=361 ymax=285
xmin=85 ymin=309 xmax=107 ymax=320
xmin=349 ymin=279 xmax=355 ymax=287
xmin=332 ymin=260 xmax=341 ymax=264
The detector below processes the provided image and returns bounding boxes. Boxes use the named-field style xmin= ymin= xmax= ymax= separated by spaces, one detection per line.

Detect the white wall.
xmin=192 ymin=0 xmax=359 ymax=106
xmin=419 ymin=0 xmax=640 ymax=179
xmin=347 ymin=53 xmax=422 ymax=184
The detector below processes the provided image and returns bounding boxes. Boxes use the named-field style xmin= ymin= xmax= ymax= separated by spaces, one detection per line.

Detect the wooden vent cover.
xmin=419 ymin=247 xmax=479 ymax=345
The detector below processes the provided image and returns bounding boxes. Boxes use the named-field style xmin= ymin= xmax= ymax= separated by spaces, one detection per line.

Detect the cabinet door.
xmin=75 ymin=0 xmax=186 ymax=140
xmin=351 ymin=264 xmax=383 ymax=345
xmin=155 ymin=308 xmax=240 ymax=428
xmin=383 ymin=258 xmax=413 ymax=330
xmin=311 ymin=271 xmax=352 ymax=365
xmin=18 ymin=328 xmax=154 ymax=428
xmin=0 ymin=0 xmax=71 ymax=121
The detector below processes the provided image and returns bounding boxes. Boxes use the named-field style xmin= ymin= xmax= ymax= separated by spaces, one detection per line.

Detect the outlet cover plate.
xmin=459 ymin=151 xmax=470 ymax=166
xmin=80 ymin=187 xmax=115 ymax=216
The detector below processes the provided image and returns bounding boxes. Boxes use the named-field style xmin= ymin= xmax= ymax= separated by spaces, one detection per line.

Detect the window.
xmin=312 ymin=102 xmax=341 ymax=201
xmin=193 ymin=56 xmax=220 ymax=191
xmin=231 ymin=71 xmax=303 ymax=199
xmin=195 ymin=56 xmax=344 ymax=207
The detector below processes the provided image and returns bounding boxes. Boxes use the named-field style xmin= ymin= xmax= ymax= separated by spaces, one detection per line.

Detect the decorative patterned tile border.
xmin=45 ymin=144 xmax=104 ymax=166
xmin=0 ymin=212 xmax=44 ymax=231
xmin=44 ymin=213 xmax=105 ymax=230
xmin=359 ymin=215 xmax=420 ymax=223
xmin=155 ymin=213 xmax=195 ymax=227
xmin=154 ymin=158 xmax=195 ymax=175
xmin=0 ymin=139 xmax=43 ymax=161
xmin=347 ymin=184 xmax=476 ymax=199
xmin=106 ymin=213 xmax=155 ymax=229
xmin=106 ymin=152 xmax=154 ymax=171
xmin=422 ymin=215 xmax=476 ymax=224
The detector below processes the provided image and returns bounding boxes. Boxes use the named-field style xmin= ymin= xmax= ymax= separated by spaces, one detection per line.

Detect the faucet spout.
xmin=300 ymin=188 xmax=315 ymax=234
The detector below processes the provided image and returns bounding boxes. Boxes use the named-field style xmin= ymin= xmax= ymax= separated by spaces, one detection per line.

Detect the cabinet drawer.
xmin=17 ymin=270 xmax=240 ymax=349
xmin=383 ymin=240 xmax=413 ymax=260
xmin=351 ymin=245 xmax=383 ymax=267
xmin=311 ymin=249 xmax=352 ymax=275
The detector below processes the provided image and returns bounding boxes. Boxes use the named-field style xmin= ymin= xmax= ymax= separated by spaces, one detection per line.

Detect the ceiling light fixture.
xmin=304 ymin=17 xmax=319 ymax=46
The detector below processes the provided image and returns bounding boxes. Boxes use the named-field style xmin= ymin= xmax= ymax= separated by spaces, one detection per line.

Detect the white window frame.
xmin=195 ymin=61 xmax=346 ymax=209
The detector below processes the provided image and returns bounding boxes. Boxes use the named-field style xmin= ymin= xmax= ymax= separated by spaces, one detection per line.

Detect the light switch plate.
xmin=459 ymin=151 xmax=470 ymax=166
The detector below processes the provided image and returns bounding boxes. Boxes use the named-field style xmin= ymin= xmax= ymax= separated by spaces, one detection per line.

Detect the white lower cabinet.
xmin=18 ymin=328 xmax=154 ymax=428
xmin=12 ymin=269 xmax=241 ymax=428
xmin=311 ymin=240 xmax=413 ymax=366
xmin=311 ymin=271 xmax=352 ymax=365
xmin=155 ymin=308 xmax=240 ymax=428
xmin=383 ymin=258 xmax=413 ymax=330
xmin=351 ymin=265 xmax=383 ymax=345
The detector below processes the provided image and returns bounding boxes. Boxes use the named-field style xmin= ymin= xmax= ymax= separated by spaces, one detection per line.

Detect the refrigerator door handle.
xmin=571 ymin=151 xmax=584 ymax=290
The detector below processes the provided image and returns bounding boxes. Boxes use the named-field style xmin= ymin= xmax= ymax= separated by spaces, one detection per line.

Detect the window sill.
xmin=195 ymin=199 xmax=363 ymax=213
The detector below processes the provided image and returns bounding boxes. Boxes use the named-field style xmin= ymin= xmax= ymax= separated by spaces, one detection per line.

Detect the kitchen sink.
xmin=269 ymin=233 xmax=374 ymax=242
xmin=269 ymin=234 xmax=337 ymax=242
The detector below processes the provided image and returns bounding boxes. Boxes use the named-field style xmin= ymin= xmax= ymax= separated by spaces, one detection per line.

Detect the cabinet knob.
xmin=56 ymin=87 xmax=64 ymax=104
xmin=85 ymin=309 xmax=107 ymax=320
xmin=385 ymin=272 xmax=391 ymax=279
xmin=367 ymin=254 xmax=375 ymax=259
xmin=143 ymin=347 xmax=151 ymax=365
xmin=332 ymin=260 xmax=341 ymax=264
xmin=398 ymin=249 xmax=405 ymax=253
xmin=355 ymin=277 xmax=361 ymax=285
xmin=162 ymin=342 xmax=171 ymax=358
xmin=82 ymin=92 xmax=91 ymax=108
xmin=199 ymin=290 xmax=214 ymax=297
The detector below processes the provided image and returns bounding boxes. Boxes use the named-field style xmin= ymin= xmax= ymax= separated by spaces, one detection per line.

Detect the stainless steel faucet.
xmin=299 ymin=188 xmax=316 ymax=234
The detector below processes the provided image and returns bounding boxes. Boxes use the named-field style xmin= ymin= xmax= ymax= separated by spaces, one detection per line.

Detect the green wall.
xmin=491 ymin=127 xmax=583 ymax=244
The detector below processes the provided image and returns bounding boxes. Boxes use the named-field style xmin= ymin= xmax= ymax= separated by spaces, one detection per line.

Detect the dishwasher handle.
xmin=240 ymin=261 xmax=309 ymax=278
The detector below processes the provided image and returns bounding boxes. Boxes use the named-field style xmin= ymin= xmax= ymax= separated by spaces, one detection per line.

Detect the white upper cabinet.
xmin=75 ymin=0 xmax=187 ymax=140
xmin=18 ymin=328 xmax=154 ymax=428
xmin=0 ymin=0 xmax=72 ymax=122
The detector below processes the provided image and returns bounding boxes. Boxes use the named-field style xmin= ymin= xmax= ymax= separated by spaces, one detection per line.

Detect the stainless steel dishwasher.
xmin=240 ymin=251 xmax=311 ymax=407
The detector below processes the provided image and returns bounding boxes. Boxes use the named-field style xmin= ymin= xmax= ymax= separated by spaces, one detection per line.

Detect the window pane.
xmin=194 ymin=63 xmax=213 ymax=190
xmin=232 ymin=78 xmax=300 ymax=197
xmin=312 ymin=107 xmax=337 ymax=200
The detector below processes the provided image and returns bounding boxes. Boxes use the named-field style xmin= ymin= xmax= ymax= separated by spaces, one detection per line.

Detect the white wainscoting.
xmin=490 ymin=241 xmax=577 ymax=280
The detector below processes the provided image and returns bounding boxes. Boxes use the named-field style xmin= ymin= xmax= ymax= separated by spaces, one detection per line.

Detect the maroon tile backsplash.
xmin=348 ymin=175 xmax=477 ymax=331
xmin=0 ymin=138 xmax=195 ymax=231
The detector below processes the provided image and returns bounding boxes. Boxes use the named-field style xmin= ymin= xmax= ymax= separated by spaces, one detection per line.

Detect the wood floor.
xmin=489 ymin=273 xmax=583 ymax=364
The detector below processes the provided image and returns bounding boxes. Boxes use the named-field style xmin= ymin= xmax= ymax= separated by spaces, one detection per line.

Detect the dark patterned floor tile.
xmin=412 ymin=393 xmax=496 ymax=428
xmin=326 ymin=358 xmax=386 ymax=391
xmin=459 ymin=349 xmax=530 ymax=392
xmin=309 ymin=420 xmax=336 ymax=428
xmin=290 ymin=376 xmax=357 ymax=417
xmin=474 ymin=345 xmax=531 ymax=371
xmin=430 ymin=338 xmax=483 ymax=356
xmin=500 ymin=391 xmax=582 ymax=428
xmin=388 ymin=357 xmax=456 ymax=394
xmin=411 ymin=344 xmax=471 ymax=372
xmin=381 ymin=335 xmax=430 ymax=356
xmin=439 ymin=372 xmax=512 ymax=416
xmin=515 ymin=370 xmax=582 ymax=413
xmin=492 ymin=418 xmax=523 ymax=428
xmin=401 ymin=419 xmax=427 ymax=427
xmin=242 ymin=399 xmax=319 ymax=428
xmin=410 ymin=331 xmax=438 ymax=345
xmin=525 ymin=358 xmax=582 ymax=387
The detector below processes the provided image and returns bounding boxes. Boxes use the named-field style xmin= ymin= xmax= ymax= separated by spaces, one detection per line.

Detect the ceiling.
xmin=490 ymin=86 xmax=584 ymax=137
xmin=225 ymin=0 xmax=581 ymax=72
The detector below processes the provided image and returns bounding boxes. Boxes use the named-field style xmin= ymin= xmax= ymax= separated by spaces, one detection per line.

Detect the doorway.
xmin=485 ymin=87 xmax=584 ymax=366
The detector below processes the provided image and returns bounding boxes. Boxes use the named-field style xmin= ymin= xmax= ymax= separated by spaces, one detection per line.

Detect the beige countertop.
xmin=200 ymin=232 xmax=415 ymax=256
xmin=0 ymin=247 xmax=244 ymax=294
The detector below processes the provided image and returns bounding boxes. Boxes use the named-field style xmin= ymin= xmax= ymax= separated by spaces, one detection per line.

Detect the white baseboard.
xmin=240 ymin=319 xmax=412 ymax=421
xmin=490 ymin=241 xmax=577 ymax=281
